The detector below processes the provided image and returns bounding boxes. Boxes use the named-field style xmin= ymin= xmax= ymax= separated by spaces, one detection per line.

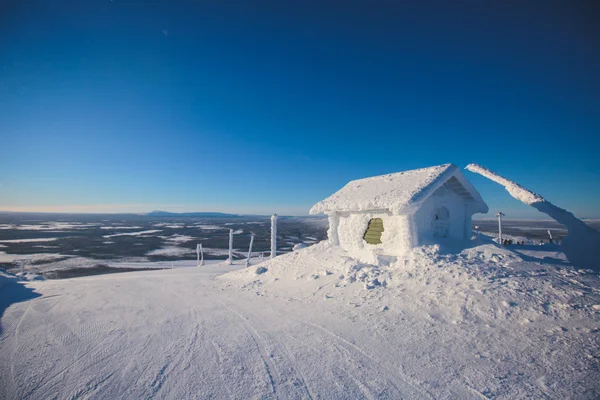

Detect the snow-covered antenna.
xmin=497 ymin=212 xmax=505 ymax=245
xmin=270 ymin=214 xmax=278 ymax=259
xmin=227 ymin=229 xmax=233 ymax=265
xmin=246 ymin=232 xmax=255 ymax=267
xmin=196 ymin=243 xmax=204 ymax=266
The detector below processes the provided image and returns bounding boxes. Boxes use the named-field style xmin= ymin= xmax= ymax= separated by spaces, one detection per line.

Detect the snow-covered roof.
xmin=310 ymin=164 xmax=488 ymax=215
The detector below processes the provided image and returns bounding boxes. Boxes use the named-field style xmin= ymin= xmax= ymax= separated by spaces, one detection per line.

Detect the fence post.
xmin=271 ymin=214 xmax=278 ymax=259
xmin=246 ymin=233 xmax=255 ymax=267
xmin=227 ymin=229 xmax=233 ymax=265
xmin=197 ymin=243 xmax=204 ymax=266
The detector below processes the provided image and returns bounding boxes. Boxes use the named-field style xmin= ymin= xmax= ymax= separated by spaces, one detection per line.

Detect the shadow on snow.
xmin=0 ymin=275 xmax=41 ymax=336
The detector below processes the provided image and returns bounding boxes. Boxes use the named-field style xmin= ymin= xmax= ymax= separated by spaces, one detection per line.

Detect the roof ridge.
xmin=347 ymin=163 xmax=454 ymax=184
xmin=310 ymin=163 xmax=488 ymax=215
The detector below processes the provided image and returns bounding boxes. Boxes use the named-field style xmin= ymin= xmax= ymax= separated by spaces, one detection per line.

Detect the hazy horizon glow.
xmin=0 ymin=203 xmax=311 ymax=216
xmin=2 ymin=2 xmax=599 ymax=219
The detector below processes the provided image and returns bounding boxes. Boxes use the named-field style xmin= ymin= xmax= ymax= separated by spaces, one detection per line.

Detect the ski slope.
xmin=1 ymin=236 xmax=599 ymax=399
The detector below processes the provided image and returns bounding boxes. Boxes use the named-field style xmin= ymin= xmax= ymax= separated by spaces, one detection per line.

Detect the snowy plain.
xmin=1 ymin=233 xmax=599 ymax=399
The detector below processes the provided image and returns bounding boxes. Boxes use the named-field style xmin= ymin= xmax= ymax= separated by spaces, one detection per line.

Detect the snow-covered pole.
xmin=227 ymin=229 xmax=233 ymax=265
xmin=548 ymin=230 xmax=553 ymax=243
xmin=246 ymin=233 xmax=255 ymax=267
xmin=466 ymin=163 xmax=600 ymax=271
xmin=497 ymin=212 xmax=505 ymax=245
xmin=196 ymin=243 xmax=204 ymax=266
xmin=270 ymin=213 xmax=278 ymax=259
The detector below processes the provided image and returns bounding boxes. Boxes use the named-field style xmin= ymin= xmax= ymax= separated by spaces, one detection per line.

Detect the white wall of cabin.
xmin=326 ymin=188 xmax=477 ymax=263
xmin=332 ymin=211 xmax=415 ymax=264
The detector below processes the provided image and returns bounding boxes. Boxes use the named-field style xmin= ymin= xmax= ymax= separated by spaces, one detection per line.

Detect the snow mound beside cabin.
xmin=220 ymin=237 xmax=600 ymax=319
xmin=219 ymin=237 xmax=600 ymax=400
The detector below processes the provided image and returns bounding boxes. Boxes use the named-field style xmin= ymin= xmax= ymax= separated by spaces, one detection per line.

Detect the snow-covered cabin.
xmin=310 ymin=164 xmax=488 ymax=263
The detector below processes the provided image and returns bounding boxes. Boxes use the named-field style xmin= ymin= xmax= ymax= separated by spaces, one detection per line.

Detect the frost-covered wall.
xmin=333 ymin=211 xmax=415 ymax=263
xmin=412 ymin=187 xmax=469 ymax=243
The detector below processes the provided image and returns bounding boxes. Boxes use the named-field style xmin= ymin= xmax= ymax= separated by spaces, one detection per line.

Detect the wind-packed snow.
xmin=466 ymin=163 xmax=600 ymax=271
xmin=0 ymin=223 xmax=100 ymax=231
xmin=158 ymin=234 xmax=195 ymax=243
xmin=153 ymin=223 xmax=185 ymax=228
xmin=102 ymin=230 xmax=162 ymax=238
xmin=310 ymin=164 xmax=487 ymax=215
xmin=1 ymin=235 xmax=598 ymax=399
xmin=146 ymin=247 xmax=195 ymax=257
xmin=0 ymin=238 xmax=60 ymax=243
xmin=192 ymin=224 xmax=227 ymax=230
xmin=100 ymin=226 xmax=143 ymax=230
xmin=0 ymin=252 xmax=72 ymax=264
xmin=292 ymin=243 xmax=307 ymax=251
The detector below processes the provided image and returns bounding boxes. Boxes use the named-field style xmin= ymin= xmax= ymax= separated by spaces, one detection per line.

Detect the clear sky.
xmin=1 ymin=1 xmax=599 ymax=217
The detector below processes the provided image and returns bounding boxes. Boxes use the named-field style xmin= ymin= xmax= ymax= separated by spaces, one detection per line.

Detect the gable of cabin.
xmin=412 ymin=176 xmax=479 ymax=243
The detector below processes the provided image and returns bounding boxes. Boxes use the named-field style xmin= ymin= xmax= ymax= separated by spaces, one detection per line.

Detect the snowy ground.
xmin=1 ymin=235 xmax=599 ymax=399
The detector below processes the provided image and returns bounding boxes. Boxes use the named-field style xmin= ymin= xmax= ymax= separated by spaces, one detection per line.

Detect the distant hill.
xmin=146 ymin=210 xmax=240 ymax=218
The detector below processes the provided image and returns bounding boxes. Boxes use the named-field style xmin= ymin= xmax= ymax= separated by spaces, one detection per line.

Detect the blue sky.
xmin=1 ymin=1 xmax=599 ymax=217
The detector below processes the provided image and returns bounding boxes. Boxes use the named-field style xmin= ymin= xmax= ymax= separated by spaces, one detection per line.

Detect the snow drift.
xmin=466 ymin=164 xmax=600 ymax=271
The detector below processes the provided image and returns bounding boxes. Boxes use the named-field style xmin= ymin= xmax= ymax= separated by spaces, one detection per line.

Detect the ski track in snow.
xmin=1 ymin=239 xmax=599 ymax=399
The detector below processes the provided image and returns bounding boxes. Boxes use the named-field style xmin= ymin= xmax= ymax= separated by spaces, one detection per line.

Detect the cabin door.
xmin=433 ymin=206 xmax=450 ymax=238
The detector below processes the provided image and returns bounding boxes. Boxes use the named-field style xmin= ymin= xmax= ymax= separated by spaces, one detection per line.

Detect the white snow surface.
xmin=102 ymin=229 xmax=162 ymax=238
xmin=100 ymin=226 xmax=143 ymax=230
xmin=0 ymin=252 xmax=72 ymax=264
xmin=0 ymin=223 xmax=100 ymax=231
xmin=0 ymin=238 xmax=60 ymax=243
xmin=292 ymin=243 xmax=307 ymax=251
xmin=193 ymin=224 xmax=226 ymax=230
xmin=1 ymin=235 xmax=599 ymax=399
xmin=158 ymin=234 xmax=195 ymax=243
xmin=310 ymin=163 xmax=487 ymax=215
xmin=146 ymin=246 xmax=195 ymax=257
